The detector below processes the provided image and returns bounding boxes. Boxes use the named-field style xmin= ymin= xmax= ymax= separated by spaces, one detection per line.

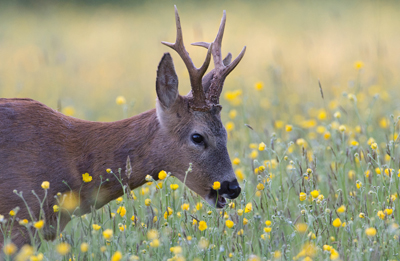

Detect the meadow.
xmin=1 ymin=0 xmax=400 ymax=260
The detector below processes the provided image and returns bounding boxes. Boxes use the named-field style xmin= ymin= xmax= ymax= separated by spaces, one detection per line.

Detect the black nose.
xmin=219 ymin=179 xmax=241 ymax=199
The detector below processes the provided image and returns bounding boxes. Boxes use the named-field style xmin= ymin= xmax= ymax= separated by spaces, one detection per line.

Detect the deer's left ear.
xmin=156 ymin=53 xmax=179 ymax=109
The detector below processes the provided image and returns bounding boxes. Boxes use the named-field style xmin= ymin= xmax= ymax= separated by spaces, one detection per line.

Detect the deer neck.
xmin=75 ymin=108 xmax=165 ymax=208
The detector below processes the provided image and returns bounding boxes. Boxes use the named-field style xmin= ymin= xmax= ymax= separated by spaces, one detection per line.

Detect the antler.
xmin=192 ymin=11 xmax=246 ymax=105
xmin=162 ymin=6 xmax=213 ymax=110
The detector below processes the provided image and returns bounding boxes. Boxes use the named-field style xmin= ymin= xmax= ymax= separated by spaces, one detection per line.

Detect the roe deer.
xmin=0 ymin=6 xmax=246 ymax=248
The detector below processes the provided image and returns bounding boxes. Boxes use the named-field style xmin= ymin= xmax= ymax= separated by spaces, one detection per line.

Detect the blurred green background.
xmin=0 ymin=0 xmax=399 ymax=122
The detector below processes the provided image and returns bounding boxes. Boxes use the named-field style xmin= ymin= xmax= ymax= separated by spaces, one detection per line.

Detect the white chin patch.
xmin=205 ymin=195 xmax=217 ymax=207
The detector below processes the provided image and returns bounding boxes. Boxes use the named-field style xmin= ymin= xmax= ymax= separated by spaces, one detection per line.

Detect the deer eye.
xmin=191 ymin=133 xmax=204 ymax=144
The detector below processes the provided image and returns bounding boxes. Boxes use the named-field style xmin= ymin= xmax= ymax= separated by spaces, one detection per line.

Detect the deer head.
xmin=155 ymin=6 xmax=246 ymax=207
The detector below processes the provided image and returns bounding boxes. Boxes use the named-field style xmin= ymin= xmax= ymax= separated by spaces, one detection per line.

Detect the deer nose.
xmin=220 ymin=179 xmax=241 ymax=199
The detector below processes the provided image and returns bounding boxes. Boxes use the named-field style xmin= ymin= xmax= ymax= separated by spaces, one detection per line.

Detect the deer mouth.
xmin=217 ymin=194 xmax=227 ymax=208
xmin=206 ymin=189 xmax=227 ymax=208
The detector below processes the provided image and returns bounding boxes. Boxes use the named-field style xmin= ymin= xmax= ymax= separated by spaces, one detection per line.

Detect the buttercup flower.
xmin=82 ymin=173 xmax=92 ymax=183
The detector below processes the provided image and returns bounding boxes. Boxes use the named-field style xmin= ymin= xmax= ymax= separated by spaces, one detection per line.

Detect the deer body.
xmin=0 ymin=98 xmax=163 ymax=244
xmin=0 ymin=6 xmax=245 ymax=249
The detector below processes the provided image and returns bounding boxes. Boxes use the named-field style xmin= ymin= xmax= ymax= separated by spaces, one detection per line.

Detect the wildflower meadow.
xmin=1 ymin=1 xmax=400 ymax=260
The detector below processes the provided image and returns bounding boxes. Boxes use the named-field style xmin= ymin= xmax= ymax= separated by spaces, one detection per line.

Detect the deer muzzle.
xmin=219 ymin=179 xmax=241 ymax=199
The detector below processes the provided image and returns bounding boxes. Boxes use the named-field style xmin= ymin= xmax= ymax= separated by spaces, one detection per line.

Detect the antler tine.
xmin=161 ymin=6 xmax=212 ymax=107
xmin=213 ymin=10 xmax=226 ymax=70
xmin=192 ymin=42 xmax=211 ymax=49
xmin=191 ymin=11 xmax=246 ymax=105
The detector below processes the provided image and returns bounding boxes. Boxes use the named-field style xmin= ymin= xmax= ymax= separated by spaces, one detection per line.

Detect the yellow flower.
xmin=196 ymin=202 xmax=203 ymax=210
xmin=330 ymin=249 xmax=340 ymax=260
xmin=377 ymin=210 xmax=385 ymax=220
xmin=354 ymin=60 xmax=364 ymax=69
xmin=118 ymin=223 xmax=126 ymax=231
xmin=115 ymin=96 xmax=126 ymax=105
xmin=145 ymin=198 xmax=151 ymax=206
xmin=258 ymin=142 xmax=266 ymax=151
xmin=296 ymin=138 xmax=306 ymax=146
xmin=103 ymin=229 xmax=113 ymax=240
xmin=34 ymin=220 xmax=44 ymax=229
xmin=30 ymin=253 xmax=44 ymax=261
xmin=117 ymin=206 xmax=126 ymax=217
xmin=365 ymin=227 xmax=377 ymax=237
xmin=323 ymin=245 xmax=332 ymax=251
xmin=285 ymin=125 xmax=293 ymax=132
xmin=82 ymin=173 xmax=92 ymax=183
xmin=229 ymin=109 xmax=237 ymax=119
xmin=332 ymin=218 xmax=341 ymax=228
xmin=150 ymin=239 xmax=160 ymax=248
xmin=62 ymin=106 xmax=75 ymax=116
xmin=348 ymin=93 xmax=356 ymax=101
xmin=299 ymin=192 xmax=307 ymax=201
xmin=310 ymin=190 xmax=319 ymax=199
xmin=172 ymin=246 xmax=182 ymax=255
xmin=265 ymin=220 xmax=272 ymax=226
xmin=181 ymin=203 xmax=189 ymax=211
xmin=19 ymin=219 xmax=28 ymax=225
xmin=235 ymin=169 xmax=245 ymax=181
xmin=275 ymin=120 xmax=284 ymax=129
xmin=226 ymin=122 xmax=235 ymax=131
xmin=254 ymin=81 xmax=264 ymax=91
xmin=264 ymin=227 xmax=272 ymax=233
xmin=296 ymin=223 xmax=308 ymax=233
xmin=359 ymin=213 xmax=365 ymax=218
xmin=371 ymin=142 xmax=378 ymax=150
xmin=170 ymin=184 xmax=179 ymax=190
xmin=147 ymin=229 xmax=159 ymax=240
xmin=56 ymin=242 xmax=70 ymax=255
xmin=80 ymin=242 xmax=89 ymax=252
xmin=212 ymin=181 xmax=221 ymax=190
xmin=245 ymin=202 xmax=252 ymax=213
xmin=164 ymin=207 xmax=173 ymax=219
xmin=339 ymin=125 xmax=346 ymax=132
xmin=106 ymin=168 xmax=112 ymax=173
xmin=337 ymin=205 xmax=346 ymax=213
xmin=256 ymin=183 xmax=265 ymax=190
xmin=324 ymin=132 xmax=331 ymax=140
xmin=92 ymin=224 xmax=101 ymax=230
xmin=53 ymin=205 xmax=59 ymax=213
xmin=375 ymin=168 xmax=382 ymax=175
xmin=111 ymin=251 xmax=123 ymax=261
xmin=158 ymin=170 xmax=167 ymax=180
xmin=243 ymin=218 xmax=248 ymax=225
xmin=384 ymin=208 xmax=393 ymax=215
xmin=226 ymin=220 xmax=234 ymax=228
xmin=356 ymin=181 xmax=362 ymax=189
xmin=233 ymin=158 xmax=240 ymax=165
xmin=249 ymin=150 xmax=258 ymax=159
xmin=198 ymin=221 xmax=207 ymax=231
xmin=333 ymin=111 xmax=341 ymax=118
xmin=237 ymin=209 xmax=243 ymax=216
xmin=41 ymin=181 xmax=50 ymax=190
xmin=9 ymin=210 xmax=16 ymax=216
xmin=116 ymin=197 xmax=123 ymax=204
xmin=3 ymin=242 xmax=17 ymax=256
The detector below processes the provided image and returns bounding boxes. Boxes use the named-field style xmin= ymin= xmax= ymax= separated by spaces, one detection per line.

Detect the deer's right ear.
xmin=156 ymin=53 xmax=179 ymax=109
